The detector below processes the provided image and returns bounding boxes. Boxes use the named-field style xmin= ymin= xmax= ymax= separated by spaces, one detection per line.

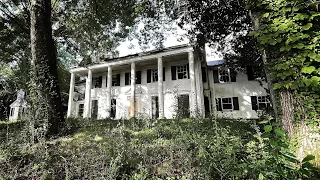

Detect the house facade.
xmin=67 ymin=44 xmax=270 ymax=120
xmin=9 ymin=90 xmax=27 ymax=121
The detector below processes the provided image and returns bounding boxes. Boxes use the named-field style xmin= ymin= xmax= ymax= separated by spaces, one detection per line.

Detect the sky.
xmin=115 ymin=24 xmax=222 ymax=62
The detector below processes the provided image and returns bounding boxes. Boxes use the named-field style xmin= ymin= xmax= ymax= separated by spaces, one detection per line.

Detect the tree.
xmin=30 ymin=0 xmax=64 ymax=136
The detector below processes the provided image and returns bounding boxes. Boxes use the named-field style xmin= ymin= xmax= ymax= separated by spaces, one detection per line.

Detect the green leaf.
xmin=275 ymin=129 xmax=285 ymax=136
xmin=282 ymin=153 xmax=299 ymax=163
xmin=262 ymin=13 xmax=270 ymax=18
xmin=301 ymin=23 xmax=313 ymax=30
xmin=259 ymin=120 xmax=269 ymax=124
xmin=258 ymin=173 xmax=264 ymax=180
xmin=264 ymin=125 xmax=272 ymax=132
xmin=302 ymin=155 xmax=315 ymax=163
xmin=301 ymin=66 xmax=316 ymax=74
xmin=273 ymin=83 xmax=282 ymax=90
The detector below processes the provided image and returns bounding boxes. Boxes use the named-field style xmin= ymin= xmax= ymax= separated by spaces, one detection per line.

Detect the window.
xmin=92 ymin=76 xmax=102 ymax=88
xmin=171 ymin=64 xmax=189 ymax=80
xmin=152 ymin=69 xmax=158 ymax=82
xmin=213 ymin=67 xmax=236 ymax=83
xmin=148 ymin=68 xmax=165 ymax=83
xmin=218 ymin=67 xmax=230 ymax=83
xmin=10 ymin=108 xmax=14 ymax=117
xmin=78 ymin=104 xmax=84 ymax=117
xmin=91 ymin=100 xmax=98 ymax=119
xmin=216 ymin=97 xmax=239 ymax=111
xmin=177 ymin=94 xmax=190 ymax=118
xmin=112 ymin=74 xmax=120 ymax=86
xmin=177 ymin=65 xmax=189 ymax=79
xmin=110 ymin=99 xmax=116 ymax=118
xmin=247 ymin=65 xmax=264 ymax=80
xmin=251 ymin=96 xmax=271 ymax=111
xmin=125 ymin=71 xmax=141 ymax=85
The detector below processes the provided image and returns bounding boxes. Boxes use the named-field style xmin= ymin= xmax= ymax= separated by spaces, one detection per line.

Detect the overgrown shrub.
xmin=0 ymin=118 xmax=319 ymax=179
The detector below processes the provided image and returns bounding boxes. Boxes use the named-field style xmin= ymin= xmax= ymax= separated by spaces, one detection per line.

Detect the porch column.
xmin=195 ymin=61 xmax=205 ymax=117
xmin=130 ymin=62 xmax=136 ymax=118
xmin=158 ymin=57 xmax=164 ymax=119
xmin=67 ymin=72 xmax=75 ymax=117
xmin=83 ymin=69 xmax=92 ymax=118
xmin=106 ymin=66 xmax=112 ymax=118
xmin=188 ymin=51 xmax=197 ymax=117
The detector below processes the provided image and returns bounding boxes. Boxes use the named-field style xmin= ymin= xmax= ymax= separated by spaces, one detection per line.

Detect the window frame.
xmin=92 ymin=76 xmax=102 ymax=88
xmin=78 ymin=104 xmax=84 ymax=117
xmin=218 ymin=67 xmax=231 ymax=83
xmin=10 ymin=107 xmax=14 ymax=117
xmin=257 ymin=96 xmax=270 ymax=110
xmin=151 ymin=69 xmax=158 ymax=82
xmin=112 ymin=74 xmax=120 ymax=86
xmin=221 ymin=97 xmax=233 ymax=111
xmin=176 ymin=64 xmax=189 ymax=79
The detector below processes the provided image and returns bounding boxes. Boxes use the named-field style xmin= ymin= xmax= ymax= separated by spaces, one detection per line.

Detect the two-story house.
xmin=67 ymin=44 xmax=270 ymax=120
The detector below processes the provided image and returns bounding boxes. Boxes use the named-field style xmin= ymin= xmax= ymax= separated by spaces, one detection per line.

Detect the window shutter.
xmin=147 ymin=69 xmax=151 ymax=83
xmin=171 ymin=66 xmax=176 ymax=80
xmin=136 ymin=71 xmax=141 ymax=84
xmin=251 ymin=96 xmax=258 ymax=110
xmin=213 ymin=69 xmax=219 ymax=83
xmin=201 ymin=67 xmax=207 ymax=82
xmin=233 ymin=97 xmax=239 ymax=110
xmin=230 ymin=69 xmax=237 ymax=82
xmin=98 ymin=76 xmax=102 ymax=88
xmin=116 ymin=74 xmax=120 ymax=86
xmin=163 ymin=67 xmax=165 ymax=81
xmin=247 ymin=65 xmax=254 ymax=80
xmin=216 ymin=98 xmax=222 ymax=111
xmin=125 ymin=73 xmax=130 ymax=85
xmin=187 ymin=64 xmax=190 ymax=79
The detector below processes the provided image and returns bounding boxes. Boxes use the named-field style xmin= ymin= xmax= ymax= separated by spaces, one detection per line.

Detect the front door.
xmin=110 ymin=99 xmax=116 ymax=119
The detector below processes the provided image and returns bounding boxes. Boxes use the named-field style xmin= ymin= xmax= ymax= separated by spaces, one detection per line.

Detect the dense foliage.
xmin=0 ymin=118 xmax=318 ymax=179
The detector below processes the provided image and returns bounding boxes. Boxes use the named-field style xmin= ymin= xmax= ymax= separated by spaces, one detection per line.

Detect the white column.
xmin=195 ymin=60 xmax=205 ymax=117
xmin=158 ymin=57 xmax=164 ymax=119
xmin=67 ymin=72 xmax=75 ymax=117
xmin=130 ymin=62 xmax=136 ymax=118
xmin=106 ymin=66 xmax=112 ymax=118
xmin=83 ymin=69 xmax=92 ymax=118
xmin=188 ymin=51 xmax=197 ymax=117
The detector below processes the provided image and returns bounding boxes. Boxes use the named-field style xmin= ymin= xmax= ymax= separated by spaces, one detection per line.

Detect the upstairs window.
xmin=125 ymin=71 xmax=141 ymax=85
xmin=247 ymin=65 xmax=264 ymax=80
xmin=152 ymin=69 xmax=158 ymax=82
xmin=10 ymin=108 xmax=14 ymax=117
xmin=92 ymin=76 xmax=102 ymax=88
xmin=147 ymin=68 xmax=165 ymax=83
xmin=112 ymin=74 xmax=120 ymax=86
xmin=216 ymin=97 xmax=239 ymax=111
xmin=251 ymin=95 xmax=271 ymax=111
xmin=213 ymin=67 xmax=236 ymax=83
xmin=177 ymin=65 xmax=189 ymax=79
xmin=171 ymin=64 xmax=189 ymax=80
xmin=218 ymin=67 xmax=230 ymax=83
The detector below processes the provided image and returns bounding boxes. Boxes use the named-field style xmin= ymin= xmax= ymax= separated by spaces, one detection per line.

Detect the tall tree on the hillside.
xmin=30 ymin=0 xmax=64 ymax=136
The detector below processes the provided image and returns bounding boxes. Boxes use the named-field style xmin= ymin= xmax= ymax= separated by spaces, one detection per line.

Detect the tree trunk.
xmin=249 ymin=10 xmax=280 ymax=121
xmin=30 ymin=0 xmax=64 ymax=137
xmin=279 ymin=90 xmax=295 ymax=138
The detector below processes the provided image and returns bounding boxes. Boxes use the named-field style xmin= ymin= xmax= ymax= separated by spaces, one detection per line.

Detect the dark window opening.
xmin=92 ymin=76 xmax=102 ymax=88
xmin=78 ymin=104 xmax=84 ymax=117
xmin=177 ymin=95 xmax=190 ymax=118
xmin=91 ymin=100 xmax=98 ymax=119
xmin=151 ymin=96 xmax=159 ymax=119
xmin=111 ymin=99 xmax=116 ymax=118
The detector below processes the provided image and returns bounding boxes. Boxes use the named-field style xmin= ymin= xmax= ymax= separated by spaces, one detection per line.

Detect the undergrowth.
xmin=0 ymin=118 xmax=319 ymax=179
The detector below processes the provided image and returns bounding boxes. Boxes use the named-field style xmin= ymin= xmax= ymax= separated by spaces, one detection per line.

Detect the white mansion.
xmin=66 ymin=44 xmax=270 ymax=120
